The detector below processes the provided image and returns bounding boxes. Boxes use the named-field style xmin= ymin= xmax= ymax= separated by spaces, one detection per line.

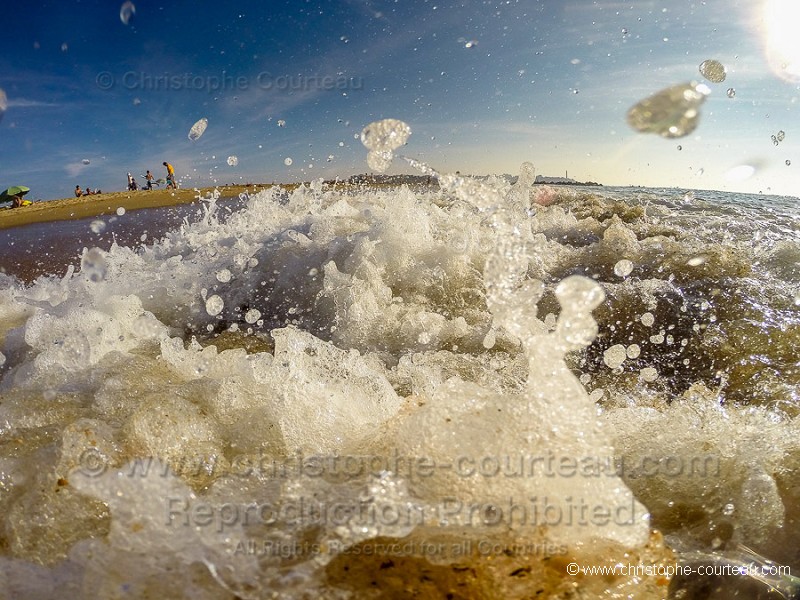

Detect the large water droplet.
xmin=226 ymin=155 xmax=238 ymax=166
xmin=120 ymin=1 xmax=135 ymax=25
xmin=284 ymin=157 xmax=293 ymax=166
xmin=367 ymin=150 xmax=393 ymax=172
xmin=777 ymin=130 xmax=785 ymax=142
xmin=603 ymin=344 xmax=628 ymax=369
xmin=640 ymin=367 xmax=659 ymax=382
xmin=277 ymin=119 xmax=286 ymax=127
xmin=205 ymin=295 xmax=224 ymax=316
xmin=627 ymin=82 xmax=710 ymax=138
xmin=726 ymin=87 xmax=736 ymax=98
xmin=215 ymin=269 xmax=232 ymax=283
xmin=361 ymin=119 xmax=412 ymax=173
xmin=244 ymin=308 xmax=261 ymax=324
xmin=360 ymin=119 xmax=412 ymax=152
xmin=82 ymin=248 xmax=108 ymax=282
xmin=699 ymin=59 xmax=726 ymax=83
xmin=614 ymin=259 xmax=634 ymax=277
xmin=188 ymin=117 xmax=208 ymax=141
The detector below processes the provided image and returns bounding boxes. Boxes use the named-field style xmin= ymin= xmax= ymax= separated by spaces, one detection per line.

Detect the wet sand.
xmin=0 ymin=184 xmax=280 ymax=231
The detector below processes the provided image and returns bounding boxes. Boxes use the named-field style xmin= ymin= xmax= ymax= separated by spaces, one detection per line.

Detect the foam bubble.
xmin=205 ymin=294 xmax=224 ymax=316
xmin=614 ymin=259 xmax=634 ymax=277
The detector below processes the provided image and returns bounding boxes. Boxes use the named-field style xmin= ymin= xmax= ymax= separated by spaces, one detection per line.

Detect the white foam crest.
xmin=606 ymin=385 xmax=797 ymax=545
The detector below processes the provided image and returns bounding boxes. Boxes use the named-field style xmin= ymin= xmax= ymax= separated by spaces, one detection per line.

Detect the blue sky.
xmin=2 ymin=0 xmax=800 ymax=200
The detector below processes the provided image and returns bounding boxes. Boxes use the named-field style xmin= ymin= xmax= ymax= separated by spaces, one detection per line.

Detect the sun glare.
xmin=762 ymin=0 xmax=800 ymax=82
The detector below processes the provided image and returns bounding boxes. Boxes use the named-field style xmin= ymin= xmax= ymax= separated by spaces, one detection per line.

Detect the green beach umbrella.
xmin=0 ymin=185 xmax=30 ymax=200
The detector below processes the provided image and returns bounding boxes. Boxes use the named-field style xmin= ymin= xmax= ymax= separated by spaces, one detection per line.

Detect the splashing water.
xmin=627 ymin=82 xmax=710 ymax=138
xmin=226 ymin=155 xmax=238 ymax=167
xmin=188 ymin=117 xmax=208 ymax=141
xmin=0 ymin=120 xmax=797 ymax=597
xmin=360 ymin=118 xmax=412 ymax=173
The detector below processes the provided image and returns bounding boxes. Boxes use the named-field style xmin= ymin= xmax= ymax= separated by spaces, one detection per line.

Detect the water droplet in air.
xmin=464 ymin=40 xmax=478 ymax=49
xmin=627 ymin=82 xmax=710 ymax=138
xmin=677 ymin=145 xmax=682 ymax=151
xmin=640 ymin=312 xmax=655 ymax=327
xmin=284 ymin=157 xmax=293 ymax=166
xmin=82 ymin=248 xmax=108 ymax=282
xmin=725 ymin=164 xmax=756 ymax=181
xmin=90 ymin=220 xmax=106 ymax=234
xmin=626 ymin=344 xmax=641 ymax=359
xmin=722 ymin=503 xmax=735 ymax=516
xmin=482 ymin=329 xmax=496 ymax=349
xmin=367 ymin=150 xmax=393 ymax=172
xmin=120 ymin=1 xmax=135 ymax=25
xmin=640 ymin=367 xmax=659 ymax=382
xmin=614 ymin=259 xmax=634 ymax=277
xmin=361 ymin=119 xmax=412 ymax=173
xmin=603 ymin=344 xmax=627 ymax=369
xmin=621 ymin=28 xmax=628 ymax=35
xmin=82 ymin=158 xmax=90 ymax=165
xmin=0 ymin=88 xmax=6 ymax=125
xmin=245 ymin=308 xmax=261 ymax=324
xmin=687 ymin=256 xmax=706 ymax=266
xmin=205 ymin=295 xmax=224 ymax=316
xmin=277 ymin=119 xmax=286 ymax=127
xmin=61 ymin=43 xmax=68 ymax=52
xmin=699 ymin=59 xmax=726 ymax=83
xmin=215 ymin=269 xmax=232 ymax=283
xmin=116 ymin=207 xmax=125 ymax=216
xmin=777 ymin=130 xmax=785 ymax=141
xmin=226 ymin=155 xmax=238 ymax=166
xmin=726 ymin=88 xmax=735 ymax=98
xmin=188 ymin=117 xmax=208 ymax=141
xmin=361 ymin=119 xmax=412 ymax=152
xmin=786 ymin=159 xmax=792 ymax=166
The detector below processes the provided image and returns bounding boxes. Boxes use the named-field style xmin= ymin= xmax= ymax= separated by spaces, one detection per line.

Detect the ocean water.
xmin=0 ymin=170 xmax=798 ymax=598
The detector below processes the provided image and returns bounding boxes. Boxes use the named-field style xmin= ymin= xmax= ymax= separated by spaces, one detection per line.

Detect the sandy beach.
xmin=0 ymin=184 xmax=282 ymax=231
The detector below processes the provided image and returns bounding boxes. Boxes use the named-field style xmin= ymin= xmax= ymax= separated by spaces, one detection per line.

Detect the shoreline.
xmin=0 ymin=184 xmax=283 ymax=231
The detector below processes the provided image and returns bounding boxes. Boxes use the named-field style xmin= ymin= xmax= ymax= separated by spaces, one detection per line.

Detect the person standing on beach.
xmin=163 ymin=161 xmax=177 ymax=189
xmin=75 ymin=185 xmax=82 ymax=197
xmin=145 ymin=170 xmax=154 ymax=190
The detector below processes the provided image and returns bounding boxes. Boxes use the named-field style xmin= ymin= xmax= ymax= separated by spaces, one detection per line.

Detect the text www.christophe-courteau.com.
xmin=77 ymin=447 xmax=721 ymax=481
